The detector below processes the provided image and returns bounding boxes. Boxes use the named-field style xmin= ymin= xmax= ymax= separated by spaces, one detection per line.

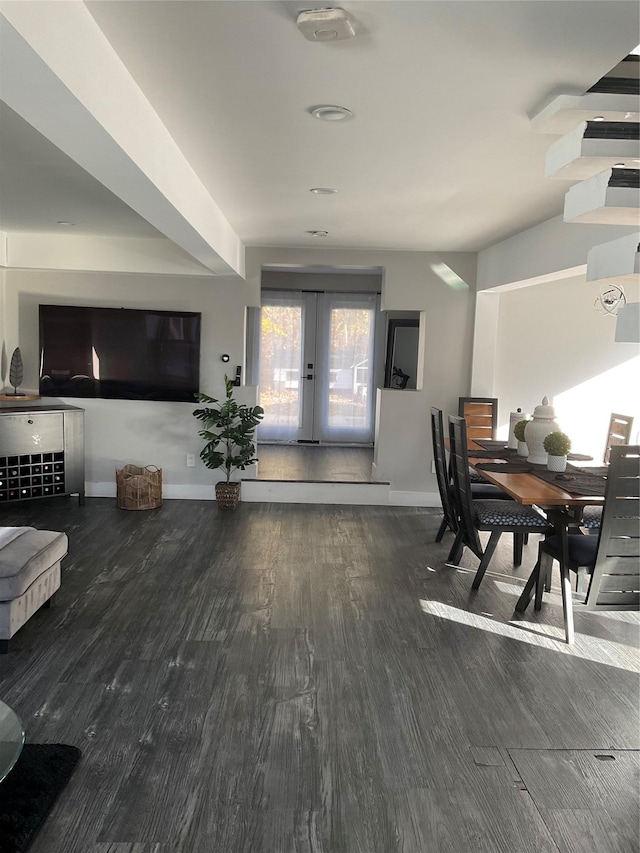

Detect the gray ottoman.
xmin=0 ymin=527 xmax=68 ymax=653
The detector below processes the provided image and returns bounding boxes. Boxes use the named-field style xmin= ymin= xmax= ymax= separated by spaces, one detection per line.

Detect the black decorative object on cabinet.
xmin=0 ymin=405 xmax=85 ymax=504
xmin=8 ymin=347 xmax=25 ymax=397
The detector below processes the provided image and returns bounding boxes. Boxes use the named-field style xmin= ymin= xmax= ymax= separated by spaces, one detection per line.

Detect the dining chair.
xmin=430 ymin=408 xmax=513 ymax=542
xmin=458 ymin=397 xmax=498 ymax=441
xmin=447 ymin=415 xmax=549 ymax=588
xmin=574 ymin=413 xmax=635 ymax=537
xmin=431 ymin=407 xmax=459 ymax=542
xmin=604 ymin=413 xmax=634 ymax=464
xmin=516 ymin=445 xmax=639 ymax=644
xmin=458 ymin=397 xmax=498 ymax=483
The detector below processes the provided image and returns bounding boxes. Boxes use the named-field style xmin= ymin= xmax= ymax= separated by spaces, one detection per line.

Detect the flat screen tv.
xmin=39 ymin=304 xmax=201 ymax=402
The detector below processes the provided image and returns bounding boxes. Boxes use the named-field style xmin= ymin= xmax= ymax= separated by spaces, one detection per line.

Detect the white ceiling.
xmin=1 ymin=1 xmax=639 ymax=255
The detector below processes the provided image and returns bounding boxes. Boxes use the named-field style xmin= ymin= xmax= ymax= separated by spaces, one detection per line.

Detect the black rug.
xmin=0 ymin=743 xmax=81 ymax=853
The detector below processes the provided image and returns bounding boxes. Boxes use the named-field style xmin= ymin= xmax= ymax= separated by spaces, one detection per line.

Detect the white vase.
xmin=525 ymin=396 xmax=560 ymax=465
xmin=547 ymin=454 xmax=567 ymax=472
xmin=517 ymin=440 xmax=529 ymax=457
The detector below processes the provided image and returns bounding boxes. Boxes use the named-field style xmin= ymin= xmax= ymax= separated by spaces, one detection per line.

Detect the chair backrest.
xmin=458 ymin=397 xmax=498 ymax=441
xmin=448 ymin=415 xmax=482 ymax=556
xmin=604 ymin=413 xmax=634 ymax=464
xmin=584 ymin=444 xmax=640 ymax=611
xmin=430 ymin=408 xmax=458 ymax=534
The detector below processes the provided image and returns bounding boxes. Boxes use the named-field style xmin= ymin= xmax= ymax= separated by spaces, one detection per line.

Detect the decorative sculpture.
xmin=8 ymin=347 xmax=25 ymax=396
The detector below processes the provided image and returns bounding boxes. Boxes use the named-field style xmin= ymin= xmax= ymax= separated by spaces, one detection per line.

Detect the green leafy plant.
xmin=513 ymin=419 xmax=529 ymax=442
xmin=193 ymin=376 xmax=264 ymax=483
xmin=544 ymin=431 xmax=571 ymax=457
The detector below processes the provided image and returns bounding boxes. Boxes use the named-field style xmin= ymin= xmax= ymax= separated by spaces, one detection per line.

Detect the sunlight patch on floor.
xmin=419 ymin=600 xmax=640 ymax=674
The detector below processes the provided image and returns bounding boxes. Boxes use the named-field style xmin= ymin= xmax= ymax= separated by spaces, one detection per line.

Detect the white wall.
xmin=7 ymin=233 xmax=214 ymax=277
xmin=2 ymin=268 xmax=259 ymax=497
xmin=1 ymin=247 xmax=476 ymax=502
xmin=0 ymin=268 xmax=7 ymax=386
xmin=493 ymin=273 xmax=640 ymax=458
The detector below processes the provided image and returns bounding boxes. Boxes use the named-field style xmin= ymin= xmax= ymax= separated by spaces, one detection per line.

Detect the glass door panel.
xmin=258 ymin=292 xmax=315 ymax=442
xmin=314 ymin=293 xmax=378 ymax=444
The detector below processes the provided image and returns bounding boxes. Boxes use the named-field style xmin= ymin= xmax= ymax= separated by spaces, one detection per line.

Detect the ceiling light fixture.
xmin=310 ymin=187 xmax=337 ymax=194
xmin=57 ymin=220 xmax=75 ymax=226
xmin=307 ymin=230 xmax=329 ymax=237
xmin=612 ymin=162 xmax=626 ymax=168
xmin=310 ymin=105 xmax=353 ymax=122
xmin=592 ymin=115 xmax=605 ymax=121
xmin=296 ymin=8 xmax=355 ymax=42
xmin=594 ymin=284 xmax=626 ymax=316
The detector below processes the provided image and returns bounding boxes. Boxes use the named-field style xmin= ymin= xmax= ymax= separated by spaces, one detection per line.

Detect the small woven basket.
xmin=215 ymin=481 xmax=240 ymax=510
xmin=116 ymin=464 xmax=162 ymax=510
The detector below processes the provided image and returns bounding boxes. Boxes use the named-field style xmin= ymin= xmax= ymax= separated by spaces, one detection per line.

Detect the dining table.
xmin=466 ymin=438 xmax=606 ymax=619
xmin=467 ymin=439 xmax=604 ymax=510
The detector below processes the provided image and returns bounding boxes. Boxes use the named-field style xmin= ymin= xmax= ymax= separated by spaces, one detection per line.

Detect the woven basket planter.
xmin=116 ymin=464 xmax=162 ymax=510
xmin=215 ymin=481 xmax=240 ymax=510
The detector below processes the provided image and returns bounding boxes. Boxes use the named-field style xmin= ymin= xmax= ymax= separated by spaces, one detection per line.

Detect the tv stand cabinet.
xmin=0 ymin=405 xmax=85 ymax=505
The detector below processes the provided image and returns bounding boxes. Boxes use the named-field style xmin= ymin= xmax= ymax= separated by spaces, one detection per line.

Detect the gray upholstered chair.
xmin=0 ymin=526 xmax=67 ymax=653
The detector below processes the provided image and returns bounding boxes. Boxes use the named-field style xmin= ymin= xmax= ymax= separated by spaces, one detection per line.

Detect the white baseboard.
xmin=86 ymin=482 xmax=217 ymax=500
xmin=85 ymin=481 xmax=442 ymax=507
xmin=389 ymin=491 xmax=441 ymax=507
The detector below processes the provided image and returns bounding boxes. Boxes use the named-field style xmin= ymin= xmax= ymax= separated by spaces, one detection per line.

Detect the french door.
xmin=257 ymin=290 xmax=379 ymax=444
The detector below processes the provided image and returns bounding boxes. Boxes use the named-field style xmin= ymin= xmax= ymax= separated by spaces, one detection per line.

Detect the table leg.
xmin=534 ymin=551 xmax=552 ymax=610
xmin=559 ymin=558 xmax=575 ymax=644
xmin=515 ymin=557 xmax=540 ymax=613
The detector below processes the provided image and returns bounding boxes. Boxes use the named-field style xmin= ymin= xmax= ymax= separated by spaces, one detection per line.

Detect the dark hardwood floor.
xmin=0 ymin=497 xmax=638 ymax=852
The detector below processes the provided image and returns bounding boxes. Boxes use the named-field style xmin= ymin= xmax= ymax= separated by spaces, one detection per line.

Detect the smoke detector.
xmin=296 ymin=8 xmax=355 ymax=42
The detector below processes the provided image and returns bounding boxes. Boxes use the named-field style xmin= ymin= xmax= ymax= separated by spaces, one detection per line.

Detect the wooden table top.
xmin=467 ymin=441 xmax=604 ymax=508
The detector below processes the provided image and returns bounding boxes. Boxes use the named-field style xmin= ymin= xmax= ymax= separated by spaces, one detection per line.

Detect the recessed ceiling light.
xmin=612 ymin=162 xmax=626 ymax=168
xmin=307 ymin=230 xmax=329 ymax=237
xmin=592 ymin=116 xmax=605 ymax=121
xmin=57 ymin=220 xmax=75 ymax=226
xmin=310 ymin=105 xmax=353 ymax=122
xmin=310 ymin=187 xmax=338 ymax=194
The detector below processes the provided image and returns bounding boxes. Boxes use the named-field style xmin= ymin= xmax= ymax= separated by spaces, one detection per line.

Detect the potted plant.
xmin=544 ymin=431 xmax=571 ymax=472
xmin=513 ymin=419 xmax=529 ymax=457
xmin=193 ymin=376 xmax=264 ymax=509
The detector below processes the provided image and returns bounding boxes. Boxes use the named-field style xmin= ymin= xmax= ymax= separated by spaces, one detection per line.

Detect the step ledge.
xmin=86 ymin=482 xmax=441 ymax=507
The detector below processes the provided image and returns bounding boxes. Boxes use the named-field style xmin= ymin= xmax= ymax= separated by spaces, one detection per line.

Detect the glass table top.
xmin=0 ymin=699 xmax=25 ymax=783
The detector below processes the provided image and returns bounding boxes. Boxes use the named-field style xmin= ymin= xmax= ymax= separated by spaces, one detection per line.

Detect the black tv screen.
xmin=39 ymin=304 xmax=201 ymax=402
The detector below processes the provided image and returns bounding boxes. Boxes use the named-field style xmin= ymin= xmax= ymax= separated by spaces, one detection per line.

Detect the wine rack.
xmin=0 ymin=451 xmax=66 ymax=501
xmin=0 ymin=405 xmax=85 ymax=504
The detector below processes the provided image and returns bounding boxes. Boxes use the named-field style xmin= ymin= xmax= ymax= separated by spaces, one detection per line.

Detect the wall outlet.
xmin=186 ymin=453 xmax=196 ymax=467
